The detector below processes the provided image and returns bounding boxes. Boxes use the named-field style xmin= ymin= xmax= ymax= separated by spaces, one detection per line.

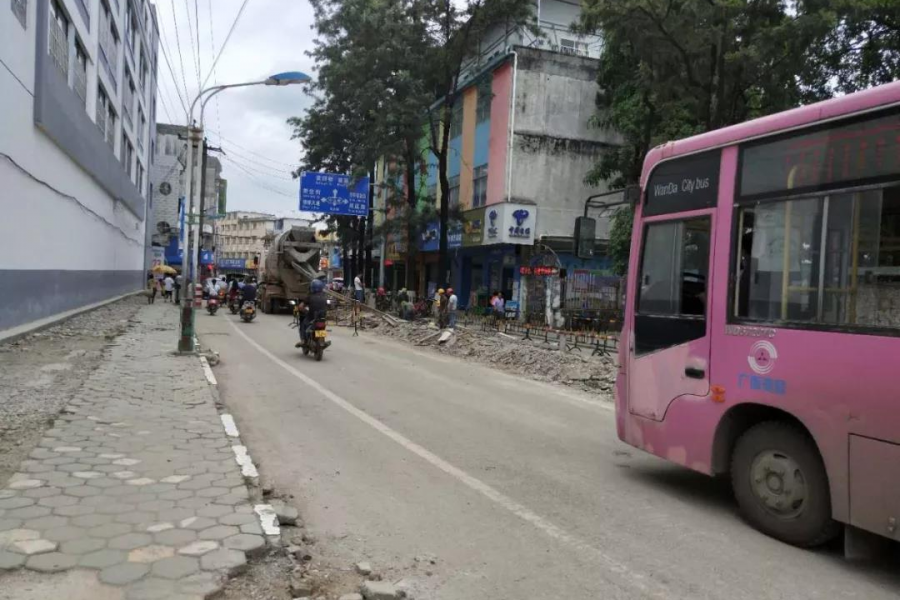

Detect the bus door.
xmin=628 ymin=215 xmax=714 ymax=420
xmin=627 ymin=151 xmax=721 ymax=421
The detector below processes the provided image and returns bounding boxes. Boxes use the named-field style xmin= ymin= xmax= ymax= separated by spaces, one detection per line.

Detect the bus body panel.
xmin=620 ymin=83 xmax=900 ymax=540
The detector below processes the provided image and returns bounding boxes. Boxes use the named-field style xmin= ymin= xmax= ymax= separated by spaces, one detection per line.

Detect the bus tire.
xmin=731 ymin=421 xmax=840 ymax=548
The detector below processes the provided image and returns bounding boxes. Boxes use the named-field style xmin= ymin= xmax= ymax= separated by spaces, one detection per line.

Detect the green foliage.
xmin=608 ymin=206 xmax=634 ymax=276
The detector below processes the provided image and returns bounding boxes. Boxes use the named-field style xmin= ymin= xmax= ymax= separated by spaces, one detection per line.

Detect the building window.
xmin=138 ymin=51 xmax=146 ymax=90
xmin=448 ymin=175 xmax=460 ymax=208
xmin=125 ymin=1 xmax=137 ymax=58
xmin=123 ymin=139 xmax=134 ymax=180
xmin=98 ymin=1 xmax=119 ymax=88
xmin=559 ymin=38 xmax=587 ymax=56
xmin=11 ymin=0 xmax=26 ymax=28
xmin=137 ymin=108 xmax=145 ymax=153
xmin=73 ymin=41 xmax=89 ymax=108
xmin=123 ymin=76 xmax=135 ymax=129
xmin=48 ymin=1 xmax=69 ymax=77
xmin=449 ymin=102 xmax=463 ymax=139
xmin=136 ymin=162 xmax=144 ymax=195
xmin=472 ymin=165 xmax=488 ymax=208
xmin=476 ymin=82 xmax=491 ymax=124
xmin=96 ymin=84 xmax=117 ymax=150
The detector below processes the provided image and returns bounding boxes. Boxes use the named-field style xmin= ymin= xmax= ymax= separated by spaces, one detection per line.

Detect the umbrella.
xmin=152 ymin=265 xmax=177 ymax=275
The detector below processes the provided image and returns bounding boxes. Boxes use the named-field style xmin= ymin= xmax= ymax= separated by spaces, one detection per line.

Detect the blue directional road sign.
xmin=299 ymin=171 xmax=369 ymax=217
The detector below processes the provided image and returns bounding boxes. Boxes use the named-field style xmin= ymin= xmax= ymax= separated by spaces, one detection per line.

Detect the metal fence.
xmin=458 ymin=311 xmax=619 ymax=357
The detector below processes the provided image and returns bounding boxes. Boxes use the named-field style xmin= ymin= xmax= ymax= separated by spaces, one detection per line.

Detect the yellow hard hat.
xmin=438 ymin=288 xmax=445 ymax=295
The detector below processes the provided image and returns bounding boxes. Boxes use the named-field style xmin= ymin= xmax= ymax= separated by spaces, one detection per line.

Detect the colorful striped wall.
xmin=486 ymin=63 xmax=512 ymax=205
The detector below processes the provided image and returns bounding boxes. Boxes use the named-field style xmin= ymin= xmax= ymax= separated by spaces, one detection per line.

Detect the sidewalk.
xmin=0 ymin=304 xmax=265 ymax=600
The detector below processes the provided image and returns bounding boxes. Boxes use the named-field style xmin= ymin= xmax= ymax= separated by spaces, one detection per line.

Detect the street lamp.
xmin=178 ymin=71 xmax=311 ymax=352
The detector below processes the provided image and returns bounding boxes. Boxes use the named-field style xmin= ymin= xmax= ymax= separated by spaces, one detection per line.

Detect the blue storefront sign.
xmin=218 ymin=258 xmax=246 ymax=270
xmin=299 ymin=172 xmax=369 ymax=216
xmin=419 ymin=221 xmax=462 ymax=252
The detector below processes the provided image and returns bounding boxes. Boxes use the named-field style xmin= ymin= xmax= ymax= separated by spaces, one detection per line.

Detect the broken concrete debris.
xmin=355 ymin=561 xmax=373 ymax=575
xmin=361 ymin=580 xmax=399 ymax=600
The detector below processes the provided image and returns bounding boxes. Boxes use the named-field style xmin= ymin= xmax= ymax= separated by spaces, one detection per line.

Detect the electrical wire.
xmin=1 ymin=152 xmax=143 ymax=247
xmin=206 ymin=0 xmax=223 ymax=146
xmin=157 ymin=87 xmax=175 ymax=123
xmin=223 ymin=152 xmax=295 ymax=181
xmin=168 ymin=0 xmax=193 ymax=115
xmin=201 ymin=0 xmax=251 ymax=89
xmin=219 ymin=143 xmax=297 ymax=176
xmin=183 ymin=0 xmax=201 ymax=91
xmin=221 ymin=156 xmax=297 ymax=199
xmin=156 ymin=16 xmax=190 ymax=116
xmin=205 ymin=127 xmax=299 ymax=167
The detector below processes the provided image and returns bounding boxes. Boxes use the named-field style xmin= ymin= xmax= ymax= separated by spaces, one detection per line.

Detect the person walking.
xmin=163 ymin=275 xmax=175 ymax=302
xmin=447 ymin=288 xmax=458 ymax=329
xmin=146 ymin=274 xmax=157 ymax=304
xmin=353 ymin=274 xmax=365 ymax=303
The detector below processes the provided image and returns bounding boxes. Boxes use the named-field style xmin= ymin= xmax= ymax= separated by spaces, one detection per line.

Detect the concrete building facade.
xmin=1 ymin=0 xmax=159 ymax=332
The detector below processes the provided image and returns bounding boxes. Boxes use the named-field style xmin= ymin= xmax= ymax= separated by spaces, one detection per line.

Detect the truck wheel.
xmin=731 ymin=421 xmax=840 ymax=547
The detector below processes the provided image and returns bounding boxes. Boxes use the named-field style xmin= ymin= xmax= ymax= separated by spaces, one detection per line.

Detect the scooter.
xmin=228 ymin=294 xmax=240 ymax=314
xmin=240 ymin=301 xmax=257 ymax=323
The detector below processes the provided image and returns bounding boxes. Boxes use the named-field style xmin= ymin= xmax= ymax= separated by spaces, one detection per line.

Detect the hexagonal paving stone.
xmin=0 ymin=519 xmax=23 ymax=532
xmin=138 ymin=500 xmax=174 ymax=513
xmin=238 ymin=522 xmax=264 ymax=536
xmin=72 ymin=513 xmax=112 ymax=528
xmin=176 ymin=541 xmax=218 ymax=557
xmin=160 ymin=476 xmax=190 ymax=484
xmin=199 ymin=548 xmax=246 ymax=573
xmin=108 ymin=533 xmax=153 ymax=550
xmin=66 ymin=486 xmax=103 ymax=498
xmin=197 ymin=525 xmax=238 ymax=541
xmin=9 ymin=539 xmax=58 ymax=556
xmin=125 ymin=577 xmax=177 ymax=600
xmin=9 ymin=480 xmax=44 ymax=490
xmin=54 ymin=505 xmax=96 ymax=517
xmin=23 ymin=516 xmax=69 ymax=533
xmin=158 ymin=491 xmax=192 ymax=502
xmin=99 ymin=561 xmax=150 ymax=585
xmin=222 ymin=534 xmax=265 ymax=556
xmin=195 ymin=505 xmax=232 ymax=519
xmin=38 ymin=495 xmax=79 ymax=508
xmin=115 ymin=512 xmax=156 ymax=526
xmin=195 ymin=488 xmax=229 ymax=499
xmin=154 ymin=529 xmax=196 ymax=547
xmin=145 ymin=523 xmax=174 ymax=533
xmin=0 ymin=550 xmax=25 ymax=570
xmin=127 ymin=479 xmax=155 ymax=487
xmin=25 ymin=551 xmax=78 ymax=572
xmin=43 ymin=526 xmax=86 ymax=542
xmin=59 ymin=538 xmax=106 ymax=555
xmin=217 ymin=513 xmax=257 ymax=527
xmin=151 ymin=555 xmax=200 ymax=579
xmin=0 ymin=497 xmax=34 ymax=510
xmin=8 ymin=506 xmax=52 ymax=520
xmin=23 ymin=487 xmax=64 ymax=499
xmin=0 ymin=528 xmax=40 ymax=545
xmin=128 ymin=545 xmax=175 ymax=563
xmin=90 ymin=523 xmax=132 ymax=538
xmin=97 ymin=503 xmax=136 ymax=516
xmin=179 ymin=517 xmax=216 ymax=531
xmin=177 ymin=571 xmax=224 ymax=597
xmin=80 ymin=549 xmax=127 ymax=569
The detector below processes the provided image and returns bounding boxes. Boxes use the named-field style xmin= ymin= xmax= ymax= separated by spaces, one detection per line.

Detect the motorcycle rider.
xmin=295 ymin=279 xmax=329 ymax=348
xmin=242 ymin=278 xmax=257 ymax=305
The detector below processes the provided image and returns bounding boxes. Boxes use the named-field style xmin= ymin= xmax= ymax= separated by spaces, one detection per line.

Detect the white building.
xmin=215 ymin=212 xmax=311 ymax=275
xmin=1 ymin=0 xmax=160 ymax=332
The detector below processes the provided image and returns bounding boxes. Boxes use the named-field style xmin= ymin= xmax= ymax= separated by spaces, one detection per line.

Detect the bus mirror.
xmin=625 ymin=185 xmax=641 ymax=205
xmin=574 ymin=217 xmax=596 ymax=259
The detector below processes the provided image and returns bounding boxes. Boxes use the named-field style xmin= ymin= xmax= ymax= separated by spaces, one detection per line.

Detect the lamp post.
xmin=178 ymin=71 xmax=311 ymax=352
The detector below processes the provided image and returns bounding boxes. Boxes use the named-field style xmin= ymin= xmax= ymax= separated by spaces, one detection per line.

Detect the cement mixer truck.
xmin=258 ymin=227 xmax=323 ymax=314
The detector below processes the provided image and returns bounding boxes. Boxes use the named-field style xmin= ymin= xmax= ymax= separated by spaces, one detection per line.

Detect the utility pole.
xmin=365 ymin=167 xmax=374 ymax=287
xmin=197 ymin=140 xmax=224 ymax=280
xmin=178 ymin=127 xmax=200 ymax=353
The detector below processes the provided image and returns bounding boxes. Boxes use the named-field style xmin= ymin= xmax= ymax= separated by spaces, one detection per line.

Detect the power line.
xmin=201 ymin=0 xmax=251 ymax=89
xmin=222 ymin=151 xmax=295 ymax=181
xmin=169 ymin=0 xmax=193 ymax=115
xmin=219 ymin=143 xmax=297 ymax=176
xmin=183 ymin=0 xmax=201 ymax=91
xmin=207 ymin=0 xmax=223 ymax=146
xmin=157 ymin=88 xmax=175 ymax=123
xmin=155 ymin=14 xmax=189 ymax=116
xmin=221 ymin=156 xmax=297 ymax=199
xmin=194 ymin=0 xmax=203 ymax=85
xmin=205 ymin=127 xmax=299 ymax=167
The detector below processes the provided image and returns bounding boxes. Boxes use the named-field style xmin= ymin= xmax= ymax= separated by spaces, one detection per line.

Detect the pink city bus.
xmin=617 ymin=81 xmax=900 ymax=549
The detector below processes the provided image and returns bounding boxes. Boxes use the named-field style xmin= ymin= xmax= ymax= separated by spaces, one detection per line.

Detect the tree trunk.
xmin=405 ymin=139 xmax=418 ymax=290
xmin=437 ymin=103 xmax=453 ymax=288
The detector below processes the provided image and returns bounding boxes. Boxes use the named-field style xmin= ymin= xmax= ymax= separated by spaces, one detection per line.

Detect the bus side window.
xmin=635 ymin=217 xmax=711 ymax=354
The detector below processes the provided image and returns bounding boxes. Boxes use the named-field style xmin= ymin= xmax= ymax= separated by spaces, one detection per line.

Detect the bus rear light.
xmin=711 ymin=385 xmax=726 ymax=403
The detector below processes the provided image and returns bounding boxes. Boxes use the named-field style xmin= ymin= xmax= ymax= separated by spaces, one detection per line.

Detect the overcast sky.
xmin=154 ymin=0 xmax=317 ymax=217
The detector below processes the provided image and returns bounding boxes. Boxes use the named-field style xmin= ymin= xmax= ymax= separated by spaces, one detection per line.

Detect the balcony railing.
xmin=73 ymin=66 xmax=87 ymax=107
xmin=48 ymin=20 xmax=68 ymax=77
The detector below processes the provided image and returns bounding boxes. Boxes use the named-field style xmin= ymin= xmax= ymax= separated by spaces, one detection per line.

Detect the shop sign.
xmin=462 ymin=207 xmax=486 ymax=247
xmin=484 ymin=203 xmax=537 ymax=245
xmin=218 ymin=258 xmax=245 ymax=269
xmin=520 ymin=265 xmax=559 ymax=276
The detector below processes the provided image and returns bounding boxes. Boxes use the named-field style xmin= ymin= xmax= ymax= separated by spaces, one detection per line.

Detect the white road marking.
xmin=200 ymin=356 xmax=217 ymax=386
xmin=220 ymin=414 xmax=240 ymax=438
xmin=228 ymin=320 xmax=664 ymax=598
xmin=231 ymin=445 xmax=259 ymax=478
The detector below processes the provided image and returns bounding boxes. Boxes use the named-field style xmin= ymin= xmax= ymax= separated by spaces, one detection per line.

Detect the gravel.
xmin=0 ymin=296 xmax=145 ymax=486
xmin=370 ymin=320 xmax=619 ymax=395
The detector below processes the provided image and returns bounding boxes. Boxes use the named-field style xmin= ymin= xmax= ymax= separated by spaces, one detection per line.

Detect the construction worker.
xmin=438 ymin=288 xmax=450 ymax=329
xmin=434 ymin=288 xmax=444 ymax=318
xmin=447 ymin=288 xmax=458 ymax=329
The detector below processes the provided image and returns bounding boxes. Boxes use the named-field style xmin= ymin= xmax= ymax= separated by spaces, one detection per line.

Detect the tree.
xmin=577 ymin=0 xmax=838 ymax=273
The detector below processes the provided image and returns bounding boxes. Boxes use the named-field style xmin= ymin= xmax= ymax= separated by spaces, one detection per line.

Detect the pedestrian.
xmin=353 ymin=274 xmax=365 ymax=303
xmin=174 ymin=273 xmax=182 ymax=304
xmin=447 ymin=287 xmax=458 ymax=329
xmin=438 ymin=288 xmax=449 ymax=329
xmin=163 ymin=274 xmax=175 ymax=302
xmin=146 ymin=273 xmax=157 ymax=304
xmin=491 ymin=290 xmax=505 ymax=324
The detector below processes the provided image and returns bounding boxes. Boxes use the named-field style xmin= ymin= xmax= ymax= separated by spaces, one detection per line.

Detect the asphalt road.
xmin=197 ymin=311 xmax=900 ymax=600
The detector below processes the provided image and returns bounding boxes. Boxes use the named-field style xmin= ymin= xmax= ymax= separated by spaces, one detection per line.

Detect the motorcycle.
xmin=228 ymin=293 xmax=240 ymax=314
xmin=240 ymin=301 xmax=257 ymax=323
xmin=206 ymin=295 xmax=219 ymax=315
xmin=290 ymin=300 xmax=329 ymax=361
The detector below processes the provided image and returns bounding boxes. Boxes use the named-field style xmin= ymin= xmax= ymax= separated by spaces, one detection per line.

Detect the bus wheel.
xmin=731 ymin=421 xmax=840 ymax=547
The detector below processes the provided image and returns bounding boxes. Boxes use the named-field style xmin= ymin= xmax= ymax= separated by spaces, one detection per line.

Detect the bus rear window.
xmin=734 ymin=184 xmax=900 ymax=331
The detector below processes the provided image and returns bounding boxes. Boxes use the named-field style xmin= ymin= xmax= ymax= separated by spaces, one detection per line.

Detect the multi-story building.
xmin=215 ymin=213 xmax=311 ymax=277
xmin=1 ymin=0 xmax=159 ymax=332
xmin=378 ymin=0 xmax=620 ymax=322
xmin=149 ymin=123 xmax=226 ymax=271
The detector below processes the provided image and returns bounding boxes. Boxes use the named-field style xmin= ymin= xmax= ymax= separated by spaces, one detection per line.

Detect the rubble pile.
xmin=374 ymin=320 xmax=619 ymax=394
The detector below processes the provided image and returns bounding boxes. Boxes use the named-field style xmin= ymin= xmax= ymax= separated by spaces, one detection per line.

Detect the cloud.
xmin=154 ymin=0 xmax=317 ymax=216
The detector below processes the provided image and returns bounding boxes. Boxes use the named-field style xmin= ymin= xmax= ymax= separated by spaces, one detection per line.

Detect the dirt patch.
xmin=0 ymin=296 xmax=144 ymax=485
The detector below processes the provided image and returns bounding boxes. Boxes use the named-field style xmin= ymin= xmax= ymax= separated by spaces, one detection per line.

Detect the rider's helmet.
xmin=311 ymin=279 xmax=325 ymax=294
